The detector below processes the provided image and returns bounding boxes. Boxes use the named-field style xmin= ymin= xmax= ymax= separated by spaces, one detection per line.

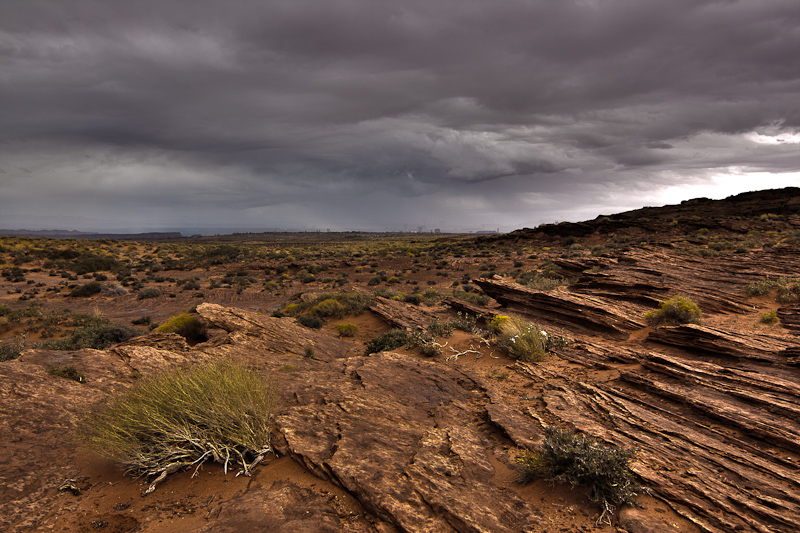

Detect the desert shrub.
xmin=296 ymin=315 xmax=324 ymax=329
xmin=495 ymin=316 xmax=548 ymax=362
xmin=367 ymin=275 xmax=382 ymax=286
xmin=517 ymin=271 xmax=561 ymax=291
xmin=70 ymin=281 xmax=102 ymax=297
xmin=407 ymin=331 xmax=440 ymax=357
xmin=282 ymin=303 xmax=300 ymax=316
xmin=744 ymin=277 xmax=778 ymax=297
xmin=421 ymin=289 xmax=442 ymax=306
xmin=131 ymin=316 xmax=152 ymax=326
xmin=157 ymin=313 xmax=208 ymax=344
xmin=403 ymin=293 xmax=422 ymax=306
xmin=291 ymin=292 xmax=373 ymax=318
xmin=70 ymin=254 xmax=124 ymax=275
xmin=78 ymin=361 xmax=277 ymax=490
xmin=744 ymin=276 xmax=800 ymax=303
xmin=365 ymin=329 xmax=409 ymax=355
xmin=759 ymin=311 xmax=779 ymax=325
xmin=41 ymin=320 xmax=139 ymax=350
xmin=47 ymin=364 xmax=85 ymax=383
xmin=644 ymin=295 xmax=702 ymax=326
xmin=451 ymin=290 xmax=489 ymax=306
xmin=181 ymin=279 xmax=201 ymax=291
xmin=516 ymin=427 xmax=643 ymax=523
xmin=488 ymin=314 xmax=510 ymax=334
xmin=335 ymin=323 xmax=359 ymax=337
xmin=450 ymin=311 xmax=479 ymax=333
xmin=101 ymin=283 xmax=129 ymax=296
xmin=136 ymin=287 xmax=162 ymax=300
xmin=310 ymin=298 xmax=345 ymax=318
xmin=0 ymin=336 xmax=25 ymax=362
xmin=427 ymin=317 xmax=455 ymax=337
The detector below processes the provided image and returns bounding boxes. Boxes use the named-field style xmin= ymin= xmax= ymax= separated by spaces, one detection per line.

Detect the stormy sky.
xmin=2 ymin=0 xmax=799 ymax=234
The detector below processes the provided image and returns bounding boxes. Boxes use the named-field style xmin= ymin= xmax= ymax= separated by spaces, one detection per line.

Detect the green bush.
xmin=79 ymin=361 xmax=277 ymax=489
xmin=335 ymin=323 xmax=359 ymax=337
xmin=517 ymin=271 xmax=561 ymax=291
xmin=407 ymin=331 xmax=440 ymax=357
xmin=515 ymin=427 xmax=643 ymax=523
xmin=157 ymin=313 xmax=208 ymax=344
xmin=0 ymin=336 xmax=25 ymax=362
xmin=365 ymin=329 xmax=409 ymax=355
xmin=759 ymin=311 xmax=779 ymax=325
xmin=744 ymin=276 xmax=800 ymax=303
xmin=427 ymin=317 xmax=455 ymax=337
xmin=47 ymin=364 xmax=85 ymax=383
xmin=451 ymin=290 xmax=489 ymax=306
xmin=644 ymin=295 xmax=702 ymax=327
xmin=70 ymin=281 xmax=102 ymax=297
xmin=310 ymin=298 xmax=345 ymax=318
xmin=488 ymin=315 xmax=510 ymax=334
xmin=296 ymin=315 xmax=324 ymax=329
xmin=282 ymin=292 xmax=373 ymax=318
xmin=41 ymin=320 xmax=140 ymax=350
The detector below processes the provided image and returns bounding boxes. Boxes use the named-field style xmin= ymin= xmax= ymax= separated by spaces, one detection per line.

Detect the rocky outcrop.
xmin=647 ymin=324 xmax=795 ymax=362
xmin=3 ymin=282 xmax=800 ymax=532
xmin=474 ymin=277 xmax=645 ymax=338
xmin=369 ymin=296 xmax=437 ymax=331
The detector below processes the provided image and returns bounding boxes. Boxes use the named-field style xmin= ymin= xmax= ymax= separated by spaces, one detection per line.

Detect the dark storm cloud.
xmin=1 ymin=0 xmax=799 ymax=232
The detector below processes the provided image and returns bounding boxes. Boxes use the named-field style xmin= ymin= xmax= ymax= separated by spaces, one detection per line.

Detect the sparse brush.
xmin=70 ymin=281 xmax=102 ymax=297
xmin=427 ymin=317 xmax=455 ymax=337
xmin=365 ymin=329 xmax=409 ymax=355
xmin=517 ymin=271 xmax=562 ymax=291
xmin=296 ymin=315 xmax=324 ymax=329
xmin=644 ymin=295 xmax=702 ymax=327
xmin=41 ymin=320 xmax=139 ymax=350
xmin=157 ymin=313 xmax=208 ymax=344
xmin=310 ymin=298 xmax=345 ymax=318
xmin=744 ymin=276 xmax=800 ymax=303
xmin=451 ymin=290 xmax=489 ymax=306
xmin=516 ymin=426 xmax=644 ymax=524
xmin=496 ymin=316 xmax=547 ymax=362
xmin=407 ymin=331 xmax=441 ymax=357
xmin=136 ymin=287 xmax=162 ymax=300
xmin=335 ymin=322 xmax=359 ymax=337
xmin=759 ymin=311 xmax=779 ymax=325
xmin=79 ymin=361 xmax=277 ymax=492
xmin=494 ymin=316 xmax=569 ymax=362
xmin=47 ymin=364 xmax=85 ymax=383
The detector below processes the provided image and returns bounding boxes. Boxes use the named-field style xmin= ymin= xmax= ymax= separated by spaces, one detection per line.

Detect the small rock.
xmin=618 ymin=506 xmax=678 ymax=533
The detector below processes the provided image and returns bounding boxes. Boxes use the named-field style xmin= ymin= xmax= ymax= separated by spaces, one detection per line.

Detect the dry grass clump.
xmin=644 ymin=295 xmax=702 ymax=327
xmin=516 ymin=427 xmax=644 ymax=524
xmin=79 ymin=360 xmax=277 ymax=493
xmin=494 ymin=315 xmax=548 ymax=362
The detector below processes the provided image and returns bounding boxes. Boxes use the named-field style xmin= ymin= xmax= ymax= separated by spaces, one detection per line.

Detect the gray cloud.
xmin=1 ymin=0 xmax=799 ymax=233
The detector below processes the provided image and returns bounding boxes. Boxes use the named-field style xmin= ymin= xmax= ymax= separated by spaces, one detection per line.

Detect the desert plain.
xmin=1 ymin=187 xmax=799 ymax=533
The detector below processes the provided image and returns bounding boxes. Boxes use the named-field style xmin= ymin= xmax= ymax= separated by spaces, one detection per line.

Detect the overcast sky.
xmin=2 ymin=0 xmax=799 ymax=234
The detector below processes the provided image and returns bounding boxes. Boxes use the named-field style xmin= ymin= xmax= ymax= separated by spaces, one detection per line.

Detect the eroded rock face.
xmin=3 ymin=284 xmax=799 ymax=533
xmin=274 ymin=352 xmax=543 ymax=532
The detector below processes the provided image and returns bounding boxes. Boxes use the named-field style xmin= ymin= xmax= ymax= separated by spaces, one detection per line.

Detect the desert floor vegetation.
xmin=644 ymin=295 xmax=703 ymax=327
xmin=515 ymin=426 xmax=644 ymax=524
xmin=79 ymin=360 xmax=278 ymax=494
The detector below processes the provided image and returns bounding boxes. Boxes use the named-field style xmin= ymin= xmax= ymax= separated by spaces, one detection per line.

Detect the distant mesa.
xmin=0 ymin=229 xmax=183 ymax=240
